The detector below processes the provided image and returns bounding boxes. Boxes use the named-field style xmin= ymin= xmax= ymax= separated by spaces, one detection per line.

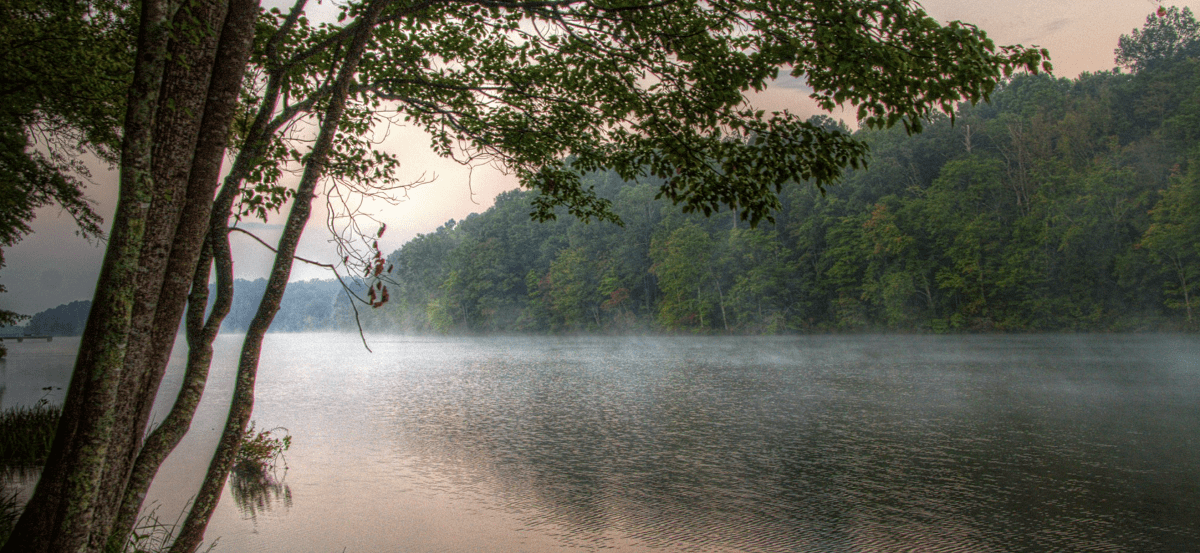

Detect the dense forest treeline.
xmin=355 ymin=28 xmax=1200 ymax=334
xmin=0 ymin=301 xmax=91 ymax=336
xmin=14 ymin=54 xmax=1200 ymax=335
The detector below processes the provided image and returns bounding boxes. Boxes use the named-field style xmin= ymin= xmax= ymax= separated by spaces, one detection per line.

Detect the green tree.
xmin=651 ymin=222 xmax=716 ymax=329
xmin=921 ymin=156 xmax=1014 ymax=329
xmin=440 ymin=238 xmax=508 ymax=330
xmin=860 ymin=203 xmax=925 ymax=328
xmin=0 ymin=0 xmax=128 ymax=239
xmin=0 ymin=0 xmax=130 ymax=326
xmin=1140 ymin=152 xmax=1200 ymax=324
xmin=6 ymin=0 xmax=1047 ymax=550
xmin=822 ymin=208 xmax=873 ymax=329
xmin=1116 ymin=6 xmax=1200 ymax=73
xmin=5 ymin=0 xmax=261 ymax=549
xmin=546 ymin=247 xmax=601 ymax=330
xmin=723 ymin=228 xmax=789 ymax=331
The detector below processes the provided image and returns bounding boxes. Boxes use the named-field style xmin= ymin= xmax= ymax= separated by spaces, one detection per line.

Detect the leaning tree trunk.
xmin=168 ymin=3 xmax=387 ymax=550
xmin=1 ymin=2 xmax=263 ymax=551
xmin=89 ymin=0 xmax=233 ymax=548
xmin=101 ymin=1 xmax=262 ymax=545
xmin=104 ymin=18 xmax=300 ymax=533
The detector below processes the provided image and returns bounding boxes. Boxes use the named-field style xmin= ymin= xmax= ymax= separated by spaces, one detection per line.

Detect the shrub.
xmin=234 ymin=422 xmax=290 ymax=478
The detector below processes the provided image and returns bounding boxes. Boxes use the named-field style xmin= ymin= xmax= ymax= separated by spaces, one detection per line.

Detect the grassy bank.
xmin=0 ymin=402 xmax=59 ymax=467
xmin=0 ymin=401 xmax=60 ymax=543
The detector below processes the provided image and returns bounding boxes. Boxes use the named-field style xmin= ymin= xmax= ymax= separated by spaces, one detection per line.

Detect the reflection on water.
xmin=378 ymin=335 xmax=1200 ymax=552
xmin=47 ymin=334 xmax=1200 ymax=552
xmin=0 ymin=338 xmax=73 ymax=409
xmin=229 ymin=465 xmax=292 ymax=521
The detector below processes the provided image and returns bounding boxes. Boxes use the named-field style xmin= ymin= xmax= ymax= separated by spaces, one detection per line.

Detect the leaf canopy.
xmin=245 ymin=0 xmax=1048 ymax=230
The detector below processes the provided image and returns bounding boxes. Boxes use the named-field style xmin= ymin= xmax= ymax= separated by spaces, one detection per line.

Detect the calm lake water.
xmin=3 ymin=333 xmax=1199 ymax=552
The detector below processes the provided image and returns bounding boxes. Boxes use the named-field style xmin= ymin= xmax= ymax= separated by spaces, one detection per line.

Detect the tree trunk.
xmin=713 ymin=278 xmax=729 ymax=331
xmin=2 ymin=2 xmax=181 ymax=551
xmin=101 ymin=0 xmax=261 ymax=546
xmin=1176 ymin=257 xmax=1193 ymax=323
xmin=90 ymin=1 xmax=232 ymax=547
xmin=168 ymin=3 xmax=386 ymax=550
xmin=1 ymin=2 xmax=266 ymax=551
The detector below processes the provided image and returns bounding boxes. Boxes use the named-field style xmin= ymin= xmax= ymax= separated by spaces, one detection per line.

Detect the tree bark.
xmin=0 ymin=2 xmax=267 ymax=550
xmin=89 ymin=1 xmax=231 ymax=548
xmin=168 ymin=3 xmax=387 ymax=550
xmin=101 ymin=2 xmax=262 ymax=547
xmin=110 ymin=0 xmax=325 ymax=543
xmin=714 ymin=277 xmax=729 ymax=331
xmin=1 ymin=2 xmax=181 ymax=551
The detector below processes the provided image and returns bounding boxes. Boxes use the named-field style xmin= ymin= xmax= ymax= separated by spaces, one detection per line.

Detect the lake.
xmin=2 ymin=333 xmax=1198 ymax=552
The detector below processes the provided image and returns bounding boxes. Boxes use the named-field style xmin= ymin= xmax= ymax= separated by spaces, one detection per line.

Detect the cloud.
xmin=1040 ymin=18 xmax=1073 ymax=36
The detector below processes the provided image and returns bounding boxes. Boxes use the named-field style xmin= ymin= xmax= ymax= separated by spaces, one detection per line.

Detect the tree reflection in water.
xmin=229 ymin=462 xmax=292 ymax=520
xmin=228 ymin=424 xmax=293 ymax=521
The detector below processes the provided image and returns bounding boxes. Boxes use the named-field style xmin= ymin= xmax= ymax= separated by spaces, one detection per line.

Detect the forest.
xmin=0 ymin=0 xmax=1115 ymax=549
xmin=13 ymin=23 xmax=1200 ymax=338
xmin=25 ymin=25 xmax=1200 ymax=337
xmin=341 ymin=25 xmax=1200 ymax=334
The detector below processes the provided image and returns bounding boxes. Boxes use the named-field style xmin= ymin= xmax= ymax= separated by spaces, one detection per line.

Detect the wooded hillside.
xmin=355 ymin=24 xmax=1200 ymax=333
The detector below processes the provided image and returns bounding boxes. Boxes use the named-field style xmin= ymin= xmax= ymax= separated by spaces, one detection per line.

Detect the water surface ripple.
xmin=370 ymin=335 xmax=1199 ymax=552
xmin=10 ymin=333 xmax=1194 ymax=552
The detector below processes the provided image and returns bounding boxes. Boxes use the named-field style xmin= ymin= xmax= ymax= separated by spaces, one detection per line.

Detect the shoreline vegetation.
xmin=0 ymin=2 xmax=1191 ymax=551
xmin=0 ymin=403 xmax=287 ymax=550
xmin=0 ymin=402 xmax=60 ymax=542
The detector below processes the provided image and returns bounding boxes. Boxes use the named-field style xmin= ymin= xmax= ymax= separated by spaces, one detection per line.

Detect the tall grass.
xmin=0 ymin=401 xmax=60 ymax=545
xmin=0 ymin=401 xmax=60 ymax=467
xmin=0 ymin=482 xmax=19 ymax=546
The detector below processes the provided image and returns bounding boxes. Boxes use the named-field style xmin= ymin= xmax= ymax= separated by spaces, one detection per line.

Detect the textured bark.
xmin=168 ymin=3 xmax=387 ymax=549
xmin=0 ymin=1 xmax=265 ymax=551
xmin=90 ymin=1 xmax=229 ymax=548
xmin=102 ymin=0 xmax=262 ymax=548
xmin=1 ymin=2 xmax=180 ymax=552
xmin=109 ymin=0 xmax=316 ymax=542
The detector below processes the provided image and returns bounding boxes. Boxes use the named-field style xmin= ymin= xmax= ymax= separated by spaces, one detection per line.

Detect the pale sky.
xmin=2 ymin=0 xmax=1195 ymax=316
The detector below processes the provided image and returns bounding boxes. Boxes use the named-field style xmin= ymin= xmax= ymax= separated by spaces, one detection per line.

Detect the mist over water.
xmin=4 ymin=334 xmax=1199 ymax=552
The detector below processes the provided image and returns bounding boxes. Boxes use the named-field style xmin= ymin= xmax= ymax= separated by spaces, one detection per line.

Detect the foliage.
xmin=119 ymin=20 xmax=1200 ymax=336
xmin=1140 ymin=148 xmax=1200 ymax=324
xmin=0 ymin=0 xmax=131 ymax=372
xmin=0 ymin=400 xmax=61 ymax=467
xmin=338 ymin=13 xmax=1200 ymax=334
xmin=651 ymin=223 xmax=717 ymax=329
xmin=16 ymin=301 xmax=92 ymax=336
xmin=234 ymin=422 xmax=290 ymax=479
xmin=241 ymin=0 xmax=1048 ymax=234
xmin=0 ymin=0 xmax=129 ymax=257
xmin=1116 ymin=6 xmax=1200 ymax=73
xmin=0 ymin=481 xmax=20 ymax=547
xmin=0 ymin=300 xmax=26 ymax=332
xmin=1 ymin=0 xmax=1052 ymax=549
xmin=117 ymin=506 xmax=217 ymax=553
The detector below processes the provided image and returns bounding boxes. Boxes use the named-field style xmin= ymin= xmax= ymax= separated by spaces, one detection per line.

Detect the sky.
xmin=2 ymin=0 xmax=1196 ymax=316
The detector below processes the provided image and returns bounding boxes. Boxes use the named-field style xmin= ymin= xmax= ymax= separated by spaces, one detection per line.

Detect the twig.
xmin=228 ymin=227 xmax=374 ymax=352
